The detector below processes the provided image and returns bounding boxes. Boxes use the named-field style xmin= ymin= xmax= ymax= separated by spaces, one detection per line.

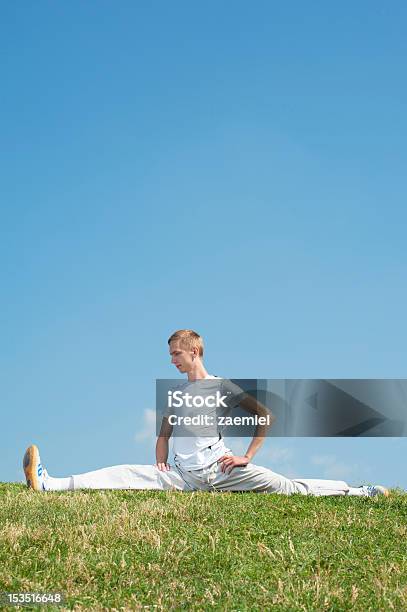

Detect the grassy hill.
xmin=0 ymin=483 xmax=406 ymax=610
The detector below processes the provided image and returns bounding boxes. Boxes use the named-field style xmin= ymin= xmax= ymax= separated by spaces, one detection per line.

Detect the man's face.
xmin=169 ymin=340 xmax=195 ymax=374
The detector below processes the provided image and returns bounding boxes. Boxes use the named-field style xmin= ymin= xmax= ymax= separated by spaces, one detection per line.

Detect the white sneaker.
xmin=23 ymin=445 xmax=49 ymax=491
xmin=359 ymin=485 xmax=389 ymax=497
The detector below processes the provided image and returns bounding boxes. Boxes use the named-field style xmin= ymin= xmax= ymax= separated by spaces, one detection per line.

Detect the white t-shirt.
xmin=164 ymin=375 xmax=247 ymax=470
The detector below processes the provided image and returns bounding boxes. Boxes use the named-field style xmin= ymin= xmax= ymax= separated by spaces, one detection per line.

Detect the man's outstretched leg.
xmin=207 ymin=460 xmax=389 ymax=497
xmin=23 ymin=445 xmax=191 ymax=492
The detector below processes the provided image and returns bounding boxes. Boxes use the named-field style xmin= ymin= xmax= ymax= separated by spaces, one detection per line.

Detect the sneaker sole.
xmin=23 ymin=444 xmax=40 ymax=491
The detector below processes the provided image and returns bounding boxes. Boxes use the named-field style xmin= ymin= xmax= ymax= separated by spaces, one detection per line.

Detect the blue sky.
xmin=1 ymin=2 xmax=406 ymax=489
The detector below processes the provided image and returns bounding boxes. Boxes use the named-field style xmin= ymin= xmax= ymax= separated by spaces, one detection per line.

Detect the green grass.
xmin=0 ymin=484 xmax=406 ymax=611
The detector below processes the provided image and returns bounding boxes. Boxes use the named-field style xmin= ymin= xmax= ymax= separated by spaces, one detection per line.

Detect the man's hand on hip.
xmin=218 ymin=455 xmax=250 ymax=474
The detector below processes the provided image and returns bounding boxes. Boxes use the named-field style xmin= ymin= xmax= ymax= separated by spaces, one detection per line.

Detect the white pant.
xmin=72 ymin=460 xmax=351 ymax=496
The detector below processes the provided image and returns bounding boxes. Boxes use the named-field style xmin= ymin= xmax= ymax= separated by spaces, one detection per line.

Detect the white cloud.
xmin=263 ymin=446 xmax=294 ymax=463
xmin=257 ymin=444 xmax=297 ymax=478
xmin=311 ymin=454 xmax=361 ymax=480
xmin=134 ymin=409 xmax=157 ymax=442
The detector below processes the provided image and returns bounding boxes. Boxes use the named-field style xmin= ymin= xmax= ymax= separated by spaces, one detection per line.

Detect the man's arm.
xmin=155 ymin=416 xmax=173 ymax=472
xmin=218 ymin=393 xmax=275 ymax=473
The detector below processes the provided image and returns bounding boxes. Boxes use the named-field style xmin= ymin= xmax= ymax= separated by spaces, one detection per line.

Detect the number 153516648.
xmin=0 ymin=592 xmax=65 ymax=606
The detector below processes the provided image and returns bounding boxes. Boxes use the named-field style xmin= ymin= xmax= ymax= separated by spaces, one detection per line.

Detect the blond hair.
xmin=168 ymin=329 xmax=204 ymax=357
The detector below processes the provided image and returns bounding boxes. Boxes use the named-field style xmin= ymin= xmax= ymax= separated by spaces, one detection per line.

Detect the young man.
xmin=23 ymin=329 xmax=389 ymax=497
